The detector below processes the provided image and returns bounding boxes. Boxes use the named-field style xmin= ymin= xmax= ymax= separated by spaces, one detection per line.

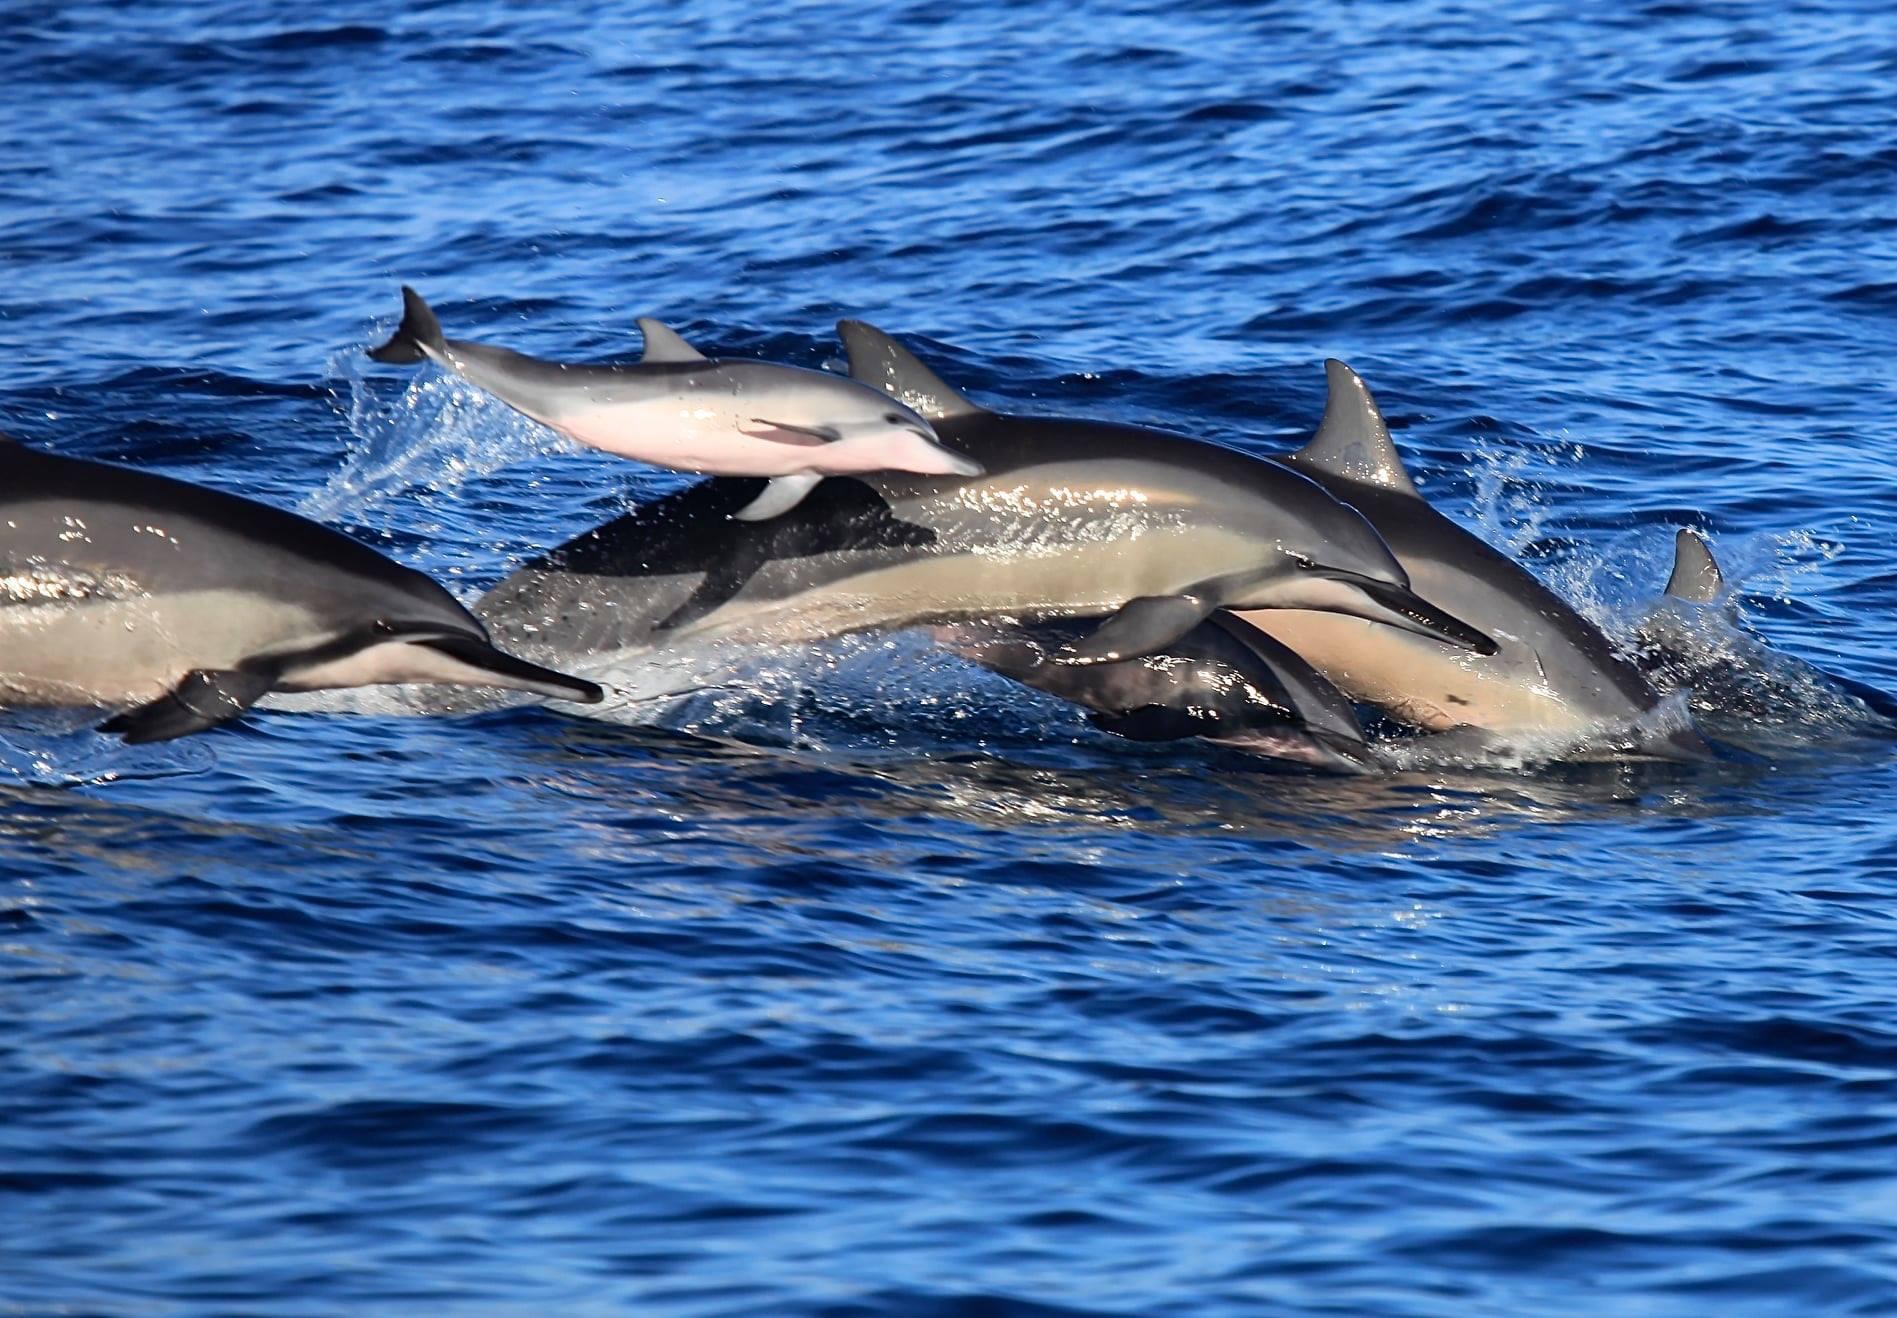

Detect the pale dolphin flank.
xmin=944 ymin=612 xmax=1373 ymax=774
xmin=1233 ymin=361 xmax=1707 ymax=760
xmin=473 ymin=327 xmax=1495 ymax=685
xmin=368 ymin=286 xmax=982 ymax=520
xmin=0 ymin=437 xmax=602 ymax=742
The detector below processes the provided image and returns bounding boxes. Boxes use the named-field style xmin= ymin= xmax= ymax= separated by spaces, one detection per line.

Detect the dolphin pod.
xmin=1246 ymin=360 xmax=1706 ymax=760
xmin=826 ymin=323 xmax=1708 ymax=761
xmin=473 ymin=329 xmax=1500 ymax=712
xmin=7 ymin=285 xmax=1837 ymax=766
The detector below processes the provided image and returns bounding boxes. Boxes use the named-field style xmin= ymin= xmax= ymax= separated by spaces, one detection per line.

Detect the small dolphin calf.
xmin=946 ymin=612 xmax=1373 ymax=773
xmin=1237 ymin=362 xmax=1706 ymax=760
xmin=474 ymin=324 xmax=1494 ymax=685
xmin=369 ymin=287 xmax=981 ymax=520
xmin=0 ymin=437 xmax=602 ymax=741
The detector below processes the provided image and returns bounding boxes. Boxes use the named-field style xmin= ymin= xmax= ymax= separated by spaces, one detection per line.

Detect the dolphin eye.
xmin=1292 ymin=555 xmax=1318 ymax=571
xmin=884 ymin=412 xmax=907 ymax=425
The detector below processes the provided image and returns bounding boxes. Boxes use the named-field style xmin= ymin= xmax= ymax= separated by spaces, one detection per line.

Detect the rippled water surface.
xmin=6 ymin=2 xmax=1897 ymax=1313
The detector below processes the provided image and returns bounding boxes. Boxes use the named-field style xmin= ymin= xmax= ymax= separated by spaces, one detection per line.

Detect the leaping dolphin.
xmin=368 ymin=287 xmax=981 ymax=521
xmin=1232 ymin=361 xmax=1707 ymax=760
xmin=944 ymin=612 xmax=1373 ymax=774
xmin=0 ymin=437 xmax=602 ymax=742
xmin=472 ymin=329 xmax=1495 ymax=686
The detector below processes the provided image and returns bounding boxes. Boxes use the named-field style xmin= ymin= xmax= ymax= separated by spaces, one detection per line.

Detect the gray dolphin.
xmin=473 ymin=329 xmax=1495 ymax=683
xmin=1634 ymin=528 xmax=1744 ymax=701
xmin=1636 ymin=528 xmax=1897 ymax=733
xmin=1232 ymin=361 xmax=1707 ymax=760
xmin=0 ymin=437 xmax=602 ymax=742
xmin=943 ymin=612 xmax=1373 ymax=773
xmin=368 ymin=287 xmax=981 ymax=520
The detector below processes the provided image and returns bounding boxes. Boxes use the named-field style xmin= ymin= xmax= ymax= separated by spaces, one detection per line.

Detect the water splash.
xmin=300 ymin=339 xmax=583 ymax=522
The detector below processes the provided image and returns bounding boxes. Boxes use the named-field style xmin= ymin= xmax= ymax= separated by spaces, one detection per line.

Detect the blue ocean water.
xmin=5 ymin=1 xmax=1897 ymax=1312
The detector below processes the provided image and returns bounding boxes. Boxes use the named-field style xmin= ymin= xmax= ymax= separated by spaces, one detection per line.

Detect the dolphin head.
xmin=1236 ymin=462 xmax=1498 ymax=655
xmin=756 ymin=372 xmax=982 ymax=478
xmin=827 ymin=401 xmax=983 ymax=478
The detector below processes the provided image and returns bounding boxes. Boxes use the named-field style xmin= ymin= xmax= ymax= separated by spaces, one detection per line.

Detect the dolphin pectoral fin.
xmin=1088 ymin=705 xmax=1210 ymax=743
xmin=99 ymin=668 xmax=278 ymax=743
xmin=1060 ymin=595 xmax=1214 ymax=665
xmin=413 ymin=635 xmax=605 ymax=704
xmin=656 ymin=560 xmax=751 ymax=632
xmin=745 ymin=418 xmax=840 ymax=445
xmin=653 ymin=480 xmax=938 ymax=633
xmin=732 ymin=474 xmax=824 ymax=521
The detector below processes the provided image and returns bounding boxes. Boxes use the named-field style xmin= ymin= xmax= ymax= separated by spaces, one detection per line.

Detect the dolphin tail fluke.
xmin=418 ymin=635 xmax=605 ymax=704
xmin=368 ymin=285 xmax=449 ymax=365
xmin=100 ymin=668 xmax=278 ymax=743
xmin=732 ymin=474 xmax=825 ymax=521
xmin=1343 ymin=578 xmax=1499 ymax=655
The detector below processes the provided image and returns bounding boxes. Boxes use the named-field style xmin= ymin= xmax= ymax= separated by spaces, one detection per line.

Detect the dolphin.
xmin=367 ymin=286 xmax=981 ymax=521
xmin=943 ymin=612 xmax=1374 ymax=773
xmin=0 ymin=437 xmax=602 ymax=742
xmin=473 ymin=330 xmax=1496 ymax=685
xmin=1635 ymin=528 xmax=1897 ymax=733
xmin=1227 ymin=361 xmax=1707 ymax=760
xmin=1634 ymin=528 xmax=1747 ymax=702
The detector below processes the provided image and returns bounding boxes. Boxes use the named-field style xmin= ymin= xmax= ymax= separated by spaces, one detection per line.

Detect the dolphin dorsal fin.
xmin=1288 ymin=360 xmax=1420 ymax=498
xmin=1664 ymin=528 xmax=1726 ymax=603
xmin=637 ymin=318 xmax=707 ymax=365
xmin=837 ymin=320 xmax=983 ymax=421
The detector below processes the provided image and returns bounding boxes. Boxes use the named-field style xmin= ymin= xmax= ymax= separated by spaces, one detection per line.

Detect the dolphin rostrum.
xmin=0 ymin=437 xmax=602 ymax=742
xmin=944 ymin=611 xmax=1374 ymax=774
xmin=368 ymin=287 xmax=982 ymax=521
xmin=472 ymin=328 xmax=1496 ymax=687
xmin=1233 ymin=361 xmax=1707 ymax=760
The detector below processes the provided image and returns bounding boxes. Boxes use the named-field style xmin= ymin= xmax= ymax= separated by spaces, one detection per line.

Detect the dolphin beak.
xmin=909 ymin=423 xmax=984 ymax=477
xmin=1335 ymin=575 xmax=1499 ymax=656
xmin=938 ymin=445 xmax=985 ymax=478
